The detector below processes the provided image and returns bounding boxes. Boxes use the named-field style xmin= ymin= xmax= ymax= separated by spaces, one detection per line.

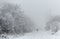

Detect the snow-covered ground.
xmin=20 ymin=31 xmax=60 ymax=39
xmin=1 ymin=30 xmax=60 ymax=39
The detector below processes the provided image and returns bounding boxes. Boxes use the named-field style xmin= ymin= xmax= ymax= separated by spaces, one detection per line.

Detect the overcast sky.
xmin=22 ymin=0 xmax=60 ymax=29
xmin=22 ymin=0 xmax=51 ymax=29
xmin=0 ymin=0 xmax=60 ymax=29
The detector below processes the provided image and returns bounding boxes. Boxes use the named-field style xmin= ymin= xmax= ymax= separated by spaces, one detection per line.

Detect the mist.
xmin=0 ymin=0 xmax=60 ymax=30
xmin=22 ymin=0 xmax=51 ymax=29
xmin=22 ymin=0 xmax=60 ymax=29
xmin=0 ymin=0 xmax=60 ymax=39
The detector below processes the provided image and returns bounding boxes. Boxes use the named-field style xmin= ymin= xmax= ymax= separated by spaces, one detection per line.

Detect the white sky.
xmin=0 ymin=0 xmax=60 ymax=29
xmin=22 ymin=0 xmax=60 ymax=29
xmin=22 ymin=0 xmax=51 ymax=29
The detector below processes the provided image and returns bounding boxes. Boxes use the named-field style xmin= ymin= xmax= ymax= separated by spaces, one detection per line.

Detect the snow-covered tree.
xmin=0 ymin=3 xmax=35 ymax=35
xmin=45 ymin=16 xmax=60 ymax=34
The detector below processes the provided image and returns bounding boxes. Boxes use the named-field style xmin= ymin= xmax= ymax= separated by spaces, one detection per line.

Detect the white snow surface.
xmin=1 ymin=31 xmax=60 ymax=39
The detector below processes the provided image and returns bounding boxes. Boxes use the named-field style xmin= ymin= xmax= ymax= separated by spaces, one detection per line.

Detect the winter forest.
xmin=0 ymin=0 xmax=60 ymax=39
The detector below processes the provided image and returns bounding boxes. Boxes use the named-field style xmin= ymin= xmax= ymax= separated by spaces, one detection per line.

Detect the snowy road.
xmin=5 ymin=31 xmax=60 ymax=39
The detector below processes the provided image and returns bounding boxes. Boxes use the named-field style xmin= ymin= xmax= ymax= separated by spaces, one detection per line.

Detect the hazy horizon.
xmin=0 ymin=0 xmax=60 ymax=29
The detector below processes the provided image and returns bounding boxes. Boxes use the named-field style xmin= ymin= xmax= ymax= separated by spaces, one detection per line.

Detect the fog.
xmin=0 ymin=0 xmax=60 ymax=29
xmin=22 ymin=0 xmax=51 ymax=29
xmin=22 ymin=0 xmax=60 ymax=29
